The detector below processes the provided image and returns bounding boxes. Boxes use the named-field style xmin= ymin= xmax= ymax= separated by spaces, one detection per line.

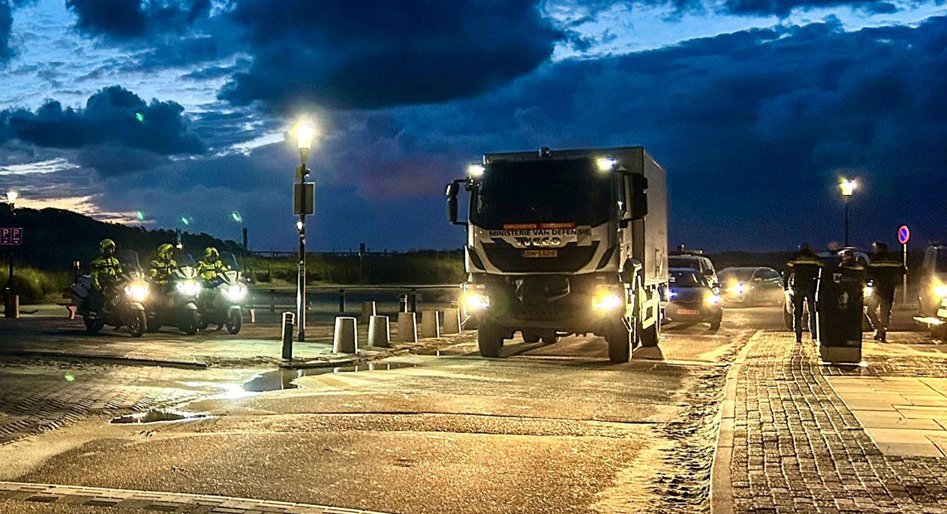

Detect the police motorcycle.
xmin=146 ymin=254 xmax=202 ymax=335
xmin=197 ymin=252 xmax=247 ymax=334
xmin=71 ymin=250 xmax=149 ymax=337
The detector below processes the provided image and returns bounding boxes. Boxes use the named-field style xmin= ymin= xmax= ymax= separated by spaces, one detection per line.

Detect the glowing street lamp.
xmin=6 ymin=191 xmax=17 ymax=206
xmin=292 ymin=120 xmax=317 ymax=345
xmin=839 ymin=177 xmax=857 ymax=247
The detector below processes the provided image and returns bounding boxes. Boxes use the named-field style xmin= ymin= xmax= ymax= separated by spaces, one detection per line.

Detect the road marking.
xmin=0 ymin=481 xmax=389 ymax=513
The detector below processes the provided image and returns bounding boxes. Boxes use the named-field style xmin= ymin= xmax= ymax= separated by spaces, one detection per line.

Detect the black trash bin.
xmin=815 ymin=266 xmax=864 ymax=364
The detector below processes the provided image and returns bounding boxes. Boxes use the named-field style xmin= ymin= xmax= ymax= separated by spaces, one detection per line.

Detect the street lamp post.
xmin=5 ymin=191 xmax=18 ymax=318
xmin=839 ymin=178 xmax=856 ymax=247
xmin=295 ymin=122 xmax=315 ymax=342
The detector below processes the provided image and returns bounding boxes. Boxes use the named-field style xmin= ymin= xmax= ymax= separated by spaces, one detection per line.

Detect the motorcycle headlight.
xmin=592 ymin=291 xmax=623 ymax=310
xmin=464 ymin=291 xmax=490 ymax=311
xmin=705 ymin=294 xmax=721 ymax=306
xmin=176 ymin=280 xmax=202 ymax=297
xmin=223 ymin=283 xmax=248 ymax=302
xmin=124 ymin=282 xmax=150 ymax=302
xmin=935 ymin=285 xmax=947 ymax=299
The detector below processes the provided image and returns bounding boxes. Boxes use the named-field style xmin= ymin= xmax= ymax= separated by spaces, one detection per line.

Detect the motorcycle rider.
xmin=866 ymin=241 xmax=906 ymax=342
xmin=197 ymin=247 xmax=228 ymax=287
xmin=90 ymin=239 xmax=123 ymax=309
xmin=784 ymin=243 xmax=822 ymax=343
xmin=149 ymin=243 xmax=178 ymax=291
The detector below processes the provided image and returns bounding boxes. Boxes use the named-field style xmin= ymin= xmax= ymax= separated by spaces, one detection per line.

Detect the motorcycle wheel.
xmin=182 ymin=310 xmax=200 ymax=336
xmin=84 ymin=317 xmax=105 ymax=335
xmin=127 ymin=311 xmax=146 ymax=337
xmin=226 ymin=310 xmax=242 ymax=335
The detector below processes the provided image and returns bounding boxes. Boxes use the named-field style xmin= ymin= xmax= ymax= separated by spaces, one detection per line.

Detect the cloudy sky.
xmin=0 ymin=0 xmax=945 ymax=252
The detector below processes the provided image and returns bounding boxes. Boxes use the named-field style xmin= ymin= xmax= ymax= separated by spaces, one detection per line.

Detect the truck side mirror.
xmin=630 ymin=173 xmax=648 ymax=220
xmin=445 ymin=182 xmax=460 ymax=225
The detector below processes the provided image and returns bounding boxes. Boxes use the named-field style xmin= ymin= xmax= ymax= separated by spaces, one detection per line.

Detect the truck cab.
xmin=446 ymin=147 xmax=668 ymax=362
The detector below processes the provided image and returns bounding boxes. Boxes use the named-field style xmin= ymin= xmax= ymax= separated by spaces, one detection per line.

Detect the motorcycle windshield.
xmin=220 ymin=252 xmax=241 ymax=271
xmin=118 ymin=250 xmax=143 ymax=273
xmin=179 ymin=254 xmax=197 ymax=268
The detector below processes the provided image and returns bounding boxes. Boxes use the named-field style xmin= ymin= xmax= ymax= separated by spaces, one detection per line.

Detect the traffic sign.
xmin=897 ymin=225 xmax=910 ymax=245
xmin=0 ymin=227 xmax=22 ymax=246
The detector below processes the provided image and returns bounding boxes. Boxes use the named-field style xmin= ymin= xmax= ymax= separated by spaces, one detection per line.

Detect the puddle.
xmin=242 ymin=361 xmax=416 ymax=393
xmin=111 ymin=410 xmax=207 ymax=424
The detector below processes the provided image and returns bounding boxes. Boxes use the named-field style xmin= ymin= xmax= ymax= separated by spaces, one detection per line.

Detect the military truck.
xmin=445 ymin=146 xmax=668 ymax=362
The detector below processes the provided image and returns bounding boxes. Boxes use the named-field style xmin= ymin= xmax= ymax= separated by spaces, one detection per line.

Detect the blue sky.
xmin=0 ymin=0 xmax=945 ymax=252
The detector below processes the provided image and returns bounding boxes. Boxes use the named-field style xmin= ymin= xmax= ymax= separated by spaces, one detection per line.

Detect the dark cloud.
xmin=0 ymin=0 xmax=13 ymax=64
xmin=1 ymin=86 xmax=205 ymax=175
xmin=722 ymin=0 xmax=899 ymax=16
xmin=219 ymin=0 xmax=563 ymax=111
xmin=66 ymin=0 xmax=210 ymax=40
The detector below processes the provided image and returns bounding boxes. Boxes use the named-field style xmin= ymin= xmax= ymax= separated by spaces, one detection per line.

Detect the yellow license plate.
xmin=523 ymin=250 xmax=558 ymax=258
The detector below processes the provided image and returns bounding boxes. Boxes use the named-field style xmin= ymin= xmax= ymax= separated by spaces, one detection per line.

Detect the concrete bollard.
xmin=397 ymin=311 xmax=418 ymax=343
xmin=442 ymin=307 xmax=461 ymax=334
xmin=420 ymin=310 xmax=441 ymax=338
xmin=368 ymin=315 xmax=390 ymax=347
xmin=333 ymin=316 xmax=358 ymax=354
xmin=360 ymin=301 xmax=376 ymax=323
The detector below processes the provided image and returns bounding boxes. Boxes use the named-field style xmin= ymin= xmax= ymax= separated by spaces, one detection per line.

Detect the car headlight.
xmin=592 ymin=291 xmax=623 ymax=310
xmin=223 ymin=283 xmax=248 ymax=302
xmin=705 ymin=294 xmax=721 ymax=306
xmin=935 ymin=285 xmax=947 ymax=299
xmin=728 ymin=283 xmax=745 ymax=295
xmin=464 ymin=291 xmax=490 ymax=310
xmin=124 ymin=282 xmax=150 ymax=302
xmin=175 ymin=280 xmax=202 ymax=297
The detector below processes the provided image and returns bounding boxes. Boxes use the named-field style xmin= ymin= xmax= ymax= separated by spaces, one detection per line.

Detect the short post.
xmin=338 ymin=288 xmax=346 ymax=313
xmin=442 ymin=307 xmax=461 ymax=334
xmin=368 ymin=315 xmax=390 ymax=347
xmin=281 ymin=311 xmax=295 ymax=360
xmin=420 ymin=310 xmax=441 ymax=338
xmin=360 ymin=301 xmax=376 ymax=323
xmin=399 ymin=294 xmax=409 ymax=313
xmin=270 ymin=289 xmax=276 ymax=314
xmin=333 ymin=316 xmax=358 ymax=354
xmin=408 ymin=289 xmax=417 ymax=312
xmin=397 ymin=311 xmax=418 ymax=343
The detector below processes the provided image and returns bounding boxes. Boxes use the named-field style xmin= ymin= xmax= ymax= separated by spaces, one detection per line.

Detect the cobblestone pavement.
xmin=729 ymin=331 xmax=947 ymax=513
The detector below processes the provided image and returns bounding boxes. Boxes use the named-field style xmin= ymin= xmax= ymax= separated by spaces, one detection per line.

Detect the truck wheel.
xmin=522 ymin=331 xmax=541 ymax=344
xmin=606 ymin=321 xmax=631 ymax=363
xmin=638 ymin=319 xmax=660 ymax=348
xmin=477 ymin=322 xmax=504 ymax=358
xmin=932 ymin=324 xmax=947 ymax=341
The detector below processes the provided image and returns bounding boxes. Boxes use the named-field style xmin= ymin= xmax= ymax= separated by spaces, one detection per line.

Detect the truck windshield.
xmin=470 ymin=158 xmax=614 ymax=229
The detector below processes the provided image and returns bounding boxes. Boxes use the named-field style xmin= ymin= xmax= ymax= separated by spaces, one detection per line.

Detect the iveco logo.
xmin=515 ymin=236 xmax=563 ymax=247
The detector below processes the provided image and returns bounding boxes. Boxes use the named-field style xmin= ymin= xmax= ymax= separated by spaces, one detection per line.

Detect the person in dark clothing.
xmin=865 ymin=241 xmax=906 ymax=342
xmin=785 ymin=243 xmax=822 ymax=343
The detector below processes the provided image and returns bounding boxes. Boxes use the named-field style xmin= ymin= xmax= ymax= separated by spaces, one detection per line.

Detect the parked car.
xmin=719 ymin=267 xmax=784 ymax=306
xmin=665 ymin=267 xmax=722 ymax=331
xmin=668 ymin=250 xmax=719 ymax=290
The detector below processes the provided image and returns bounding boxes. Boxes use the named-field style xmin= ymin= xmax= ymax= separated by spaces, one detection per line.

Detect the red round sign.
xmin=898 ymin=225 xmax=910 ymax=245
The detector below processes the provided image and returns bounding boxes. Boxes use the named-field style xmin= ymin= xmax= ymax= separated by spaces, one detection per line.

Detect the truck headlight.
xmin=223 ymin=283 xmax=248 ymax=302
xmin=592 ymin=292 xmax=622 ymax=310
xmin=464 ymin=291 xmax=490 ymax=310
xmin=124 ymin=282 xmax=149 ymax=302
xmin=935 ymin=285 xmax=947 ymax=299
xmin=176 ymin=280 xmax=202 ymax=297
xmin=705 ymin=294 xmax=721 ymax=306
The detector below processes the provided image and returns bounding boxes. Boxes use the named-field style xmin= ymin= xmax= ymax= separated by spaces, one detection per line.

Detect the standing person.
xmin=866 ymin=241 xmax=906 ymax=342
xmin=785 ymin=243 xmax=822 ymax=343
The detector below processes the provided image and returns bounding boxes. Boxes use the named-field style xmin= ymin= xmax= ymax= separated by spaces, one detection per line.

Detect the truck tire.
xmin=637 ymin=319 xmax=660 ymax=348
xmin=478 ymin=322 xmax=504 ymax=358
xmin=522 ymin=331 xmax=541 ymax=344
xmin=541 ymin=333 xmax=560 ymax=345
xmin=606 ymin=321 xmax=631 ymax=363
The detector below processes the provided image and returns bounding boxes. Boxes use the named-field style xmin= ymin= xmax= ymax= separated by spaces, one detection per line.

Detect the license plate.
xmin=523 ymin=250 xmax=557 ymax=258
xmin=676 ymin=308 xmax=700 ymax=316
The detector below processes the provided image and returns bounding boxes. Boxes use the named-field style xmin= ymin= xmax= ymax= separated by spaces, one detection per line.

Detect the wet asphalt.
xmin=0 ymin=307 xmax=799 ymax=513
